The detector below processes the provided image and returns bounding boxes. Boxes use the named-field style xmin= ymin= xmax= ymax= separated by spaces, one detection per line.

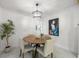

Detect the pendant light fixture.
xmin=32 ymin=2 xmax=42 ymax=18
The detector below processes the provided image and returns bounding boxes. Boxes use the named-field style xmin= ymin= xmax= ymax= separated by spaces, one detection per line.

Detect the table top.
xmin=23 ymin=34 xmax=46 ymax=44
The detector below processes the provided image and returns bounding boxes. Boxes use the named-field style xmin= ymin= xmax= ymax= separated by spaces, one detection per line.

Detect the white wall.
xmin=0 ymin=4 xmax=79 ymax=56
xmin=72 ymin=5 xmax=79 ymax=57
xmin=76 ymin=26 xmax=79 ymax=57
xmin=43 ymin=5 xmax=79 ymax=54
xmin=0 ymin=7 xmax=46 ymax=50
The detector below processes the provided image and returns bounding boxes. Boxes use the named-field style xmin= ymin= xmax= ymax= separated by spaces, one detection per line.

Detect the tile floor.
xmin=0 ymin=46 xmax=77 ymax=58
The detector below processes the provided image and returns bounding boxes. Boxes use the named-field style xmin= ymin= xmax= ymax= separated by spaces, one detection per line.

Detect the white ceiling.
xmin=0 ymin=0 xmax=77 ymax=16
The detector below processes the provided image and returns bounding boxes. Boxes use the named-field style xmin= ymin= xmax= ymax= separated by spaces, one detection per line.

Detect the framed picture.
xmin=49 ymin=18 xmax=59 ymax=36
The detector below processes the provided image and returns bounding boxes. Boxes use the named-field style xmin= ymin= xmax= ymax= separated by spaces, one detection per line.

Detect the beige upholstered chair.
xmin=19 ymin=39 xmax=34 ymax=58
xmin=40 ymin=34 xmax=51 ymax=47
xmin=37 ymin=39 xmax=53 ymax=58
xmin=42 ymin=34 xmax=51 ymax=40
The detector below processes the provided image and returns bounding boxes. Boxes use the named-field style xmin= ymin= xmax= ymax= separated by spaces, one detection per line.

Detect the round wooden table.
xmin=23 ymin=36 xmax=46 ymax=44
xmin=23 ymin=35 xmax=46 ymax=58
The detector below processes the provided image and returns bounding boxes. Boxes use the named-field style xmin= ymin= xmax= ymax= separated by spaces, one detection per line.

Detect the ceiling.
xmin=0 ymin=0 xmax=77 ymax=16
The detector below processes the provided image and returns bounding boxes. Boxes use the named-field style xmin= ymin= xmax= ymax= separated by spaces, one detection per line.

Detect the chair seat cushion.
xmin=37 ymin=47 xmax=44 ymax=56
xmin=24 ymin=45 xmax=34 ymax=52
xmin=40 ymin=44 xmax=45 ymax=47
xmin=24 ymin=44 xmax=32 ymax=48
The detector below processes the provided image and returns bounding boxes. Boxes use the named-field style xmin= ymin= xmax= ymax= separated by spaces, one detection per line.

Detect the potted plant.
xmin=0 ymin=20 xmax=15 ymax=51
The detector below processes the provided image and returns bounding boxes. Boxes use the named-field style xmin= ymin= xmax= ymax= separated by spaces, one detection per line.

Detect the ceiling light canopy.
xmin=32 ymin=3 xmax=42 ymax=18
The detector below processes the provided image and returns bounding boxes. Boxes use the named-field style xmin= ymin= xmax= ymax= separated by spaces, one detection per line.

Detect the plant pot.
xmin=4 ymin=46 xmax=11 ymax=53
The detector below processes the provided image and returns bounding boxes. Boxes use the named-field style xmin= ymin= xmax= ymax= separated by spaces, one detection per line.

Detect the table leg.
xmin=32 ymin=44 xmax=39 ymax=58
xmin=19 ymin=49 xmax=22 ymax=57
xmin=34 ymin=44 xmax=38 ymax=57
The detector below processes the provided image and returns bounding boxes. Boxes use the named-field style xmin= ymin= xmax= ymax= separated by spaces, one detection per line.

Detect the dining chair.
xmin=19 ymin=39 xmax=34 ymax=58
xmin=42 ymin=34 xmax=51 ymax=40
xmin=40 ymin=35 xmax=51 ymax=47
xmin=37 ymin=39 xmax=53 ymax=58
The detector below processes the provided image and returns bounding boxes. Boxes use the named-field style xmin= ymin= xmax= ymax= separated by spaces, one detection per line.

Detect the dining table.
xmin=23 ymin=34 xmax=46 ymax=58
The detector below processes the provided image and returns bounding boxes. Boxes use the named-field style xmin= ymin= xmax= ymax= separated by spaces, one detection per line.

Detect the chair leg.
xmin=51 ymin=53 xmax=53 ymax=58
xmin=19 ymin=49 xmax=22 ymax=57
xmin=22 ymin=53 xmax=24 ymax=58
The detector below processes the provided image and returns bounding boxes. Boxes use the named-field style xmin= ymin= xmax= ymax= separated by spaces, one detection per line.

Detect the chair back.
xmin=42 ymin=35 xmax=51 ymax=40
xmin=44 ymin=39 xmax=53 ymax=56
